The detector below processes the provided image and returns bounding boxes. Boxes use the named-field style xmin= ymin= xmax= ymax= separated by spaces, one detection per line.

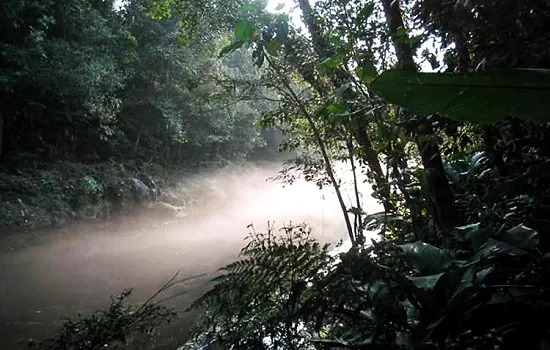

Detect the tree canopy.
xmin=0 ymin=0 xmax=275 ymax=166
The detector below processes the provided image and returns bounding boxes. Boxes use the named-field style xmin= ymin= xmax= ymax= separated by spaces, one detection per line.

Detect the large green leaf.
xmin=475 ymin=238 xmax=529 ymax=259
xmin=399 ymin=241 xmax=452 ymax=275
xmin=456 ymin=222 xmax=489 ymax=252
xmin=499 ymin=224 xmax=539 ymax=250
xmin=355 ymin=60 xmax=377 ymax=84
xmin=370 ymin=69 xmax=550 ymax=124
xmin=407 ymin=273 xmax=444 ymax=290
xmin=469 ymin=225 xmax=539 ymax=259
xmin=234 ymin=20 xmax=256 ymax=42
xmin=487 ymin=287 xmax=544 ymax=305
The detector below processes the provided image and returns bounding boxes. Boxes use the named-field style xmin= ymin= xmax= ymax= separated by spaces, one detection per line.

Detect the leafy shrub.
xmin=190 ymin=223 xmax=334 ymax=349
xmin=67 ymin=175 xmax=105 ymax=209
xmin=29 ymin=278 xmax=181 ymax=350
xmin=81 ymin=175 xmax=103 ymax=203
xmin=190 ymin=221 xmax=550 ymax=349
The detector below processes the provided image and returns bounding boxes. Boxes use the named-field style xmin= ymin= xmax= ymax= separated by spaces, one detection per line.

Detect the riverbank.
xmin=0 ymin=157 xmax=260 ymax=233
xmin=0 ymin=162 xmax=351 ymax=349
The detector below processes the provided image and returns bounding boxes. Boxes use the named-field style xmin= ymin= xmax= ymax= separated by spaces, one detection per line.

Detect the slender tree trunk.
xmin=297 ymin=0 xmax=394 ymax=216
xmin=263 ymin=52 xmax=357 ymax=245
xmin=380 ymin=0 xmax=456 ymax=232
xmin=134 ymin=124 xmax=144 ymax=150
xmin=0 ymin=104 xmax=4 ymax=160
xmin=453 ymin=31 xmax=470 ymax=72
xmin=354 ymin=115 xmax=394 ymax=213
xmin=347 ymin=138 xmax=364 ymax=241
xmin=297 ymin=0 xmax=329 ymax=55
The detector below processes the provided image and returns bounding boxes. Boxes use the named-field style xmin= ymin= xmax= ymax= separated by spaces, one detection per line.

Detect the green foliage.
xmin=234 ymin=20 xmax=256 ymax=41
xmin=412 ymin=0 xmax=550 ymax=71
xmin=29 ymin=288 xmax=176 ymax=350
xmin=191 ymin=1 xmax=550 ymax=349
xmin=370 ymin=69 xmax=550 ymax=124
xmin=398 ymin=241 xmax=452 ymax=275
xmin=72 ymin=175 xmax=104 ymax=206
xmin=190 ymin=223 xmax=333 ymax=349
xmin=355 ymin=60 xmax=377 ymax=84
xmin=147 ymin=0 xmax=174 ymax=19
xmin=0 ymin=0 xmax=275 ymax=167
xmin=4 ymin=0 xmax=550 ymax=349
xmin=191 ymin=220 xmax=549 ymax=349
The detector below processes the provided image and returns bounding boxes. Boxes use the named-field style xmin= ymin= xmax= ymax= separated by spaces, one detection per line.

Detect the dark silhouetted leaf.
xmin=356 ymin=3 xmax=375 ymax=25
xmin=399 ymin=241 xmax=452 ymax=275
xmin=499 ymin=224 xmax=539 ymax=250
xmin=371 ymin=69 xmax=550 ymax=124
xmin=337 ymin=83 xmax=352 ymax=98
xmin=408 ymin=273 xmax=444 ymax=290
xmin=456 ymin=222 xmax=488 ymax=252
xmin=475 ymin=238 xmax=529 ymax=259
xmin=219 ymin=40 xmax=244 ymax=57
xmin=488 ymin=287 xmax=544 ymax=305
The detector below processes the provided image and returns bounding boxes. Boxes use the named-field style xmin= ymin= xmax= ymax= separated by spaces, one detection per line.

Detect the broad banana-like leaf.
xmin=399 ymin=241 xmax=452 ymax=275
xmin=407 ymin=273 xmax=444 ymax=290
xmin=370 ymin=69 xmax=550 ymax=124
xmin=474 ymin=238 xmax=529 ymax=259
xmin=500 ymin=224 xmax=539 ymax=250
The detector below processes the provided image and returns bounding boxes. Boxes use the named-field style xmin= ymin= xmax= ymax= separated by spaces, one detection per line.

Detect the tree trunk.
xmin=380 ymin=0 xmax=456 ymax=232
xmin=380 ymin=0 xmax=416 ymax=71
xmin=134 ymin=124 xmax=144 ymax=151
xmin=263 ymin=52 xmax=357 ymax=245
xmin=297 ymin=0 xmax=329 ymax=55
xmin=354 ymin=115 xmax=395 ymax=213
xmin=0 ymin=104 xmax=3 ymax=160
xmin=297 ymin=0 xmax=394 ymax=215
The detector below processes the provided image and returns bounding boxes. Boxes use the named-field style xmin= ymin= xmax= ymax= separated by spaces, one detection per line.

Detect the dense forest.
xmin=3 ymin=0 xmax=550 ymax=349
xmin=0 ymin=0 xmax=282 ymax=228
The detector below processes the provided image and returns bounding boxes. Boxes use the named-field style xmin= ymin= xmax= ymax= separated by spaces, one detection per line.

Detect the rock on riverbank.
xmin=0 ymin=161 xmax=190 ymax=232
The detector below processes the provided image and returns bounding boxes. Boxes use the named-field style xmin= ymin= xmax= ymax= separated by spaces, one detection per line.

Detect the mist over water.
xmin=0 ymin=162 xmax=381 ymax=349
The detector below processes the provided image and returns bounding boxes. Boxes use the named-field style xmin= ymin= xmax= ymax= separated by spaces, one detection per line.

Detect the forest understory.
xmin=2 ymin=0 xmax=550 ymax=349
xmin=0 ymin=156 xmax=283 ymax=232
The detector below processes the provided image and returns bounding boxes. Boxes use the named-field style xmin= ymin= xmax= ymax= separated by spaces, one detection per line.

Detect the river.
xmin=0 ymin=162 xmax=380 ymax=349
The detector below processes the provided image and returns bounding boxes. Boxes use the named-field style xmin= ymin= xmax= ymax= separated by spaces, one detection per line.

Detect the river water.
xmin=0 ymin=162 xmax=380 ymax=349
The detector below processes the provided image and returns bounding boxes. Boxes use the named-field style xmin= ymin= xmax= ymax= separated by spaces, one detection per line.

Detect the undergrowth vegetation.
xmin=183 ymin=0 xmax=550 ymax=349
xmin=189 ymin=216 xmax=549 ymax=349
xmin=0 ymin=160 xmax=175 ymax=229
xmin=29 ymin=289 xmax=175 ymax=350
xmin=3 ymin=0 xmax=550 ymax=349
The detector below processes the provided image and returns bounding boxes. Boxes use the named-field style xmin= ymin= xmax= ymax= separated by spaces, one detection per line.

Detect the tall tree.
xmin=380 ymin=0 xmax=456 ymax=232
xmin=296 ymin=0 xmax=394 ymax=215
